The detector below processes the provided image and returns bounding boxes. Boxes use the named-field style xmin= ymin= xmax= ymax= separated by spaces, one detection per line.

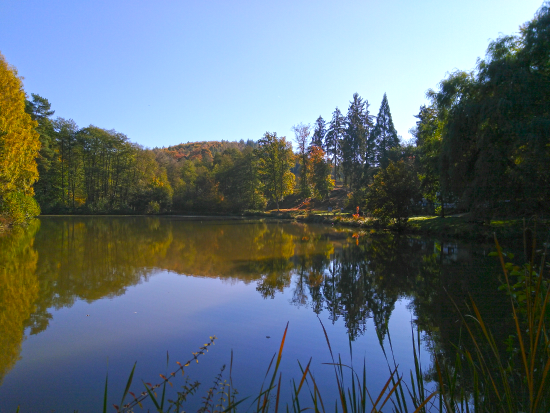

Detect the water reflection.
xmin=0 ymin=217 xmax=508 ymax=386
xmin=0 ymin=221 xmax=40 ymax=385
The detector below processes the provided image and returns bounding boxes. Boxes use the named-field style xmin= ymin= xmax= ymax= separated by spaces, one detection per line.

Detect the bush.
xmin=0 ymin=191 xmax=41 ymax=225
xmin=365 ymin=160 xmax=420 ymax=225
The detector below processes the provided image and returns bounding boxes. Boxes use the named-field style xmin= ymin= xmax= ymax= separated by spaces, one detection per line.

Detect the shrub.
xmin=365 ymin=160 xmax=420 ymax=225
xmin=0 ymin=191 xmax=40 ymax=225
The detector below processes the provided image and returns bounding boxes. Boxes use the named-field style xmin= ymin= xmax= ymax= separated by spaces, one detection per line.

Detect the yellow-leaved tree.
xmin=0 ymin=52 xmax=41 ymax=226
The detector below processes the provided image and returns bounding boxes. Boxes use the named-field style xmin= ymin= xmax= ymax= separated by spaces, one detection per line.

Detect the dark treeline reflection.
xmin=1 ymin=217 xmax=509 ymax=384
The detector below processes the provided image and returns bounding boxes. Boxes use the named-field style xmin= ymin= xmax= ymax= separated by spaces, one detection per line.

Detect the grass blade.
xmin=119 ymin=362 xmax=136 ymax=409
xmin=103 ymin=371 xmax=109 ymax=413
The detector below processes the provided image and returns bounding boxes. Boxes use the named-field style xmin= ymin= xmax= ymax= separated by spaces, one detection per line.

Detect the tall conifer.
xmin=325 ymin=107 xmax=345 ymax=180
xmin=343 ymin=93 xmax=372 ymax=188
xmin=372 ymin=93 xmax=399 ymax=169
xmin=311 ymin=116 xmax=326 ymax=149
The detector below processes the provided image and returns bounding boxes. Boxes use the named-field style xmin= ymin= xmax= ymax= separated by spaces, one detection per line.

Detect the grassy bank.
xmin=293 ymin=212 xmax=549 ymax=242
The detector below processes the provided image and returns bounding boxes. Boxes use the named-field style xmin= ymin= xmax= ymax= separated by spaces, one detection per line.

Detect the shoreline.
xmin=35 ymin=212 xmax=548 ymax=242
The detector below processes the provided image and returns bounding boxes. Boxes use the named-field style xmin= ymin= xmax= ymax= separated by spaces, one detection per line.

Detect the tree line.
xmin=11 ymin=90 xmax=336 ymax=217
xmin=1 ymin=2 xmax=549 ymax=225
xmin=18 ymin=87 xmax=401 ymax=218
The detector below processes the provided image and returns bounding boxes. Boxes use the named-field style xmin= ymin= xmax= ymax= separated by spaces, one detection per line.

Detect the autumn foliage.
xmin=0 ymin=52 xmax=41 ymax=225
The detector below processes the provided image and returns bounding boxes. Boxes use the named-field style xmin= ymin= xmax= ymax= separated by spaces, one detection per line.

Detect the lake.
xmin=0 ymin=216 xmax=509 ymax=412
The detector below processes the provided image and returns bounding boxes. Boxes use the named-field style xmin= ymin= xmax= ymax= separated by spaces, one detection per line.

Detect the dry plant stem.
xmin=116 ymin=336 xmax=217 ymax=412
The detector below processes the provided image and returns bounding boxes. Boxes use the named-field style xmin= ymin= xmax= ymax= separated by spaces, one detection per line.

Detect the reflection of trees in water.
xmin=0 ymin=220 xmax=40 ymax=384
xmin=285 ymin=234 xmax=432 ymax=340
xmin=28 ymin=217 xmax=173 ymax=335
xmin=281 ymin=233 xmax=507 ymax=348
xmin=0 ymin=217 xmax=508 ymax=388
xmin=0 ymin=218 xmax=346 ymax=381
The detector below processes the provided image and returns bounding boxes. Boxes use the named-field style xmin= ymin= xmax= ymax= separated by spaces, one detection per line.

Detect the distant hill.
xmin=157 ymin=140 xmax=257 ymax=161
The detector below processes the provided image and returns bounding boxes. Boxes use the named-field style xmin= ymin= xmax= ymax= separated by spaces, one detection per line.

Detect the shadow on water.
xmin=0 ymin=216 xmax=510 ymax=390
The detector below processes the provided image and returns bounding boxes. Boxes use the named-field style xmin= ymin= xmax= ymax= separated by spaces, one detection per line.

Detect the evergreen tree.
xmin=342 ymin=93 xmax=372 ymax=189
xmin=311 ymin=116 xmax=326 ymax=149
xmin=25 ymin=94 xmax=58 ymax=210
xmin=371 ymin=93 xmax=399 ymax=170
xmin=325 ymin=107 xmax=345 ymax=180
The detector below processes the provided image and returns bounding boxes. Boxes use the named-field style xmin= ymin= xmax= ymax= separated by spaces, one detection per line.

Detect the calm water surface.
xmin=0 ymin=217 xmax=508 ymax=412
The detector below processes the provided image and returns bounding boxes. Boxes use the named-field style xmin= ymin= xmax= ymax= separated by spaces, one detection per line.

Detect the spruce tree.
xmin=371 ymin=93 xmax=399 ymax=170
xmin=311 ymin=116 xmax=326 ymax=149
xmin=325 ymin=107 xmax=345 ymax=180
xmin=342 ymin=93 xmax=372 ymax=189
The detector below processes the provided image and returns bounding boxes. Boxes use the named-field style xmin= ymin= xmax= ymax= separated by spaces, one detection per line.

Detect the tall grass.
xmin=104 ymin=229 xmax=549 ymax=413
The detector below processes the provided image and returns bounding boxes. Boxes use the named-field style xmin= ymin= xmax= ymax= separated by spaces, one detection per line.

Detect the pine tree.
xmin=25 ymin=94 xmax=58 ymax=210
xmin=325 ymin=107 xmax=345 ymax=180
xmin=371 ymin=93 xmax=399 ymax=170
xmin=311 ymin=116 xmax=326 ymax=149
xmin=342 ymin=93 xmax=372 ymax=189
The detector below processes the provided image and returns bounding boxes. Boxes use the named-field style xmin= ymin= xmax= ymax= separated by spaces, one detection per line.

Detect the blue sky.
xmin=0 ymin=0 xmax=543 ymax=148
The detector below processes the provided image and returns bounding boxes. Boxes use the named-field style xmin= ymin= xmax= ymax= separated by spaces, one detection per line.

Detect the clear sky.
xmin=0 ymin=0 xmax=544 ymax=148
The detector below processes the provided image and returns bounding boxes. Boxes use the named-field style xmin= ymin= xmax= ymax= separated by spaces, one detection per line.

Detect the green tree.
xmin=365 ymin=160 xmax=420 ymax=225
xmin=129 ymin=148 xmax=173 ymax=213
xmin=25 ymin=94 xmax=59 ymax=210
xmin=311 ymin=116 xmax=326 ymax=149
xmin=428 ymin=3 xmax=550 ymax=217
xmin=77 ymin=126 xmax=140 ymax=211
xmin=343 ymin=93 xmax=373 ymax=189
xmin=0 ymin=52 xmax=41 ymax=225
xmin=214 ymin=147 xmax=265 ymax=211
xmin=172 ymin=159 xmax=197 ymax=211
xmin=325 ymin=107 xmax=345 ymax=180
xmin=256 ymin=132 xmax=295 ymax=211
xmin=371 ymin=93 xmax=399 ymax=170
xmin=54 ymin=118 xmax=81 ymax=209
xmin=411 ymin=105 xmax=449 ymax=216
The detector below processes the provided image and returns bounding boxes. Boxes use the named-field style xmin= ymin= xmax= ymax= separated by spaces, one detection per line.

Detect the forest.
xmin=1 ymin=3 xmax=549 ymax=226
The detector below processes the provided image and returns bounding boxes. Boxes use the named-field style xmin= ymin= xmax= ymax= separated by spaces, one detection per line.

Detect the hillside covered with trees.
xmin=1 ymin=3 xmax=549 ymax=226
